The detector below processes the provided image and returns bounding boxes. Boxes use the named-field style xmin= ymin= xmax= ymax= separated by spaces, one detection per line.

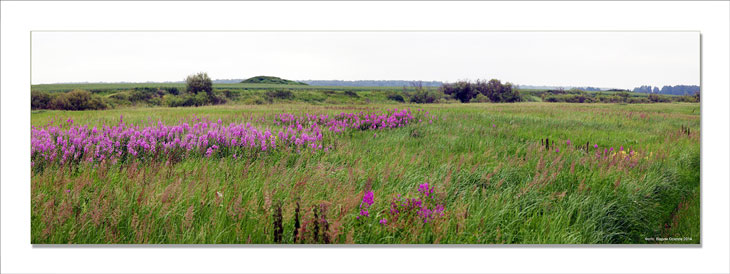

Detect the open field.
xmin=30 ymin=102 xmax=700 ymax=244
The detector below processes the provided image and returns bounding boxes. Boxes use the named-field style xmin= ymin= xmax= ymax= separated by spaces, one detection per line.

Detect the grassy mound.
xmin=241 ymin=76 xmax=308 ymax=85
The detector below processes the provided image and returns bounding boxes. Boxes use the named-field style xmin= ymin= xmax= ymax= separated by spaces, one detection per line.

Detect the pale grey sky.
xmin=31 ymin=32 xmax=699 ymax=89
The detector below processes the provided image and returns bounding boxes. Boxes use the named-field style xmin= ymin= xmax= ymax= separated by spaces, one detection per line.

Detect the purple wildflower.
xmin=362 ymin=191 xmax=374 ymax=206
xmin=379 ymin=218 xmax=387 ymax=225
xmin=419 ymin=183 xmax=434 ymax=197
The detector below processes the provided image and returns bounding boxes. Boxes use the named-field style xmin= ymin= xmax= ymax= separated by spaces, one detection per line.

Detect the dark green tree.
xmin=185 ymin=72 xmax=213 ymax=96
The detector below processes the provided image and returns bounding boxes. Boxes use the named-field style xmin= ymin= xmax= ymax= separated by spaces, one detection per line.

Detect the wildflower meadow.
xmin=30 ymin=103 xmax=700 ymax=244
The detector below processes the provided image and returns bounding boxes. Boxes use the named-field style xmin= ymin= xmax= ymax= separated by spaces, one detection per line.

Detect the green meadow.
xmin=31 ymin=102 xmax=700 ymax=244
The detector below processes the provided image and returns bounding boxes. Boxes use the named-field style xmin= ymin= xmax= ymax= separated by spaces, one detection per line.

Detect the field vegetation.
xmin=31 ymin=76 xmax=699 ymax=111
xmin=31 ymin=101 xmax=700 ymax=244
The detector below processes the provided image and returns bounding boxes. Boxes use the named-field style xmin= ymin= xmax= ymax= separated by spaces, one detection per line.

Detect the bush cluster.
xmin=440 ymin=79 xmax=521 ymax=103
xmin=265 ymin=89 xmax=294 ymax=100
xmin=407 ymin=89 xmax=441 ymax=104
xmin=32 ymin=90 xmax=107 ymax=110
xmin=185 ymin=72 xmax=213 ymax=95
xmin=386 ymin=93 xmax=405 ymax=103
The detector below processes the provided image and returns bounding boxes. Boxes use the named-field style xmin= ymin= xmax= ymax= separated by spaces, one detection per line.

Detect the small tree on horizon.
xmin=185 ymin=72 xmax=213 ymax=96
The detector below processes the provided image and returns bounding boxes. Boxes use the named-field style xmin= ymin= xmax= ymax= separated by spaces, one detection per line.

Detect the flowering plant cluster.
xmin=383 ymin=182 xmax=445 ymax=225
xmin=31 ymin=109 xmax=433 ymax=169
xmin=358 ymin=191 xmax=375 ymax=219
xmin=274 ymin=108 xmax=435 ymax=133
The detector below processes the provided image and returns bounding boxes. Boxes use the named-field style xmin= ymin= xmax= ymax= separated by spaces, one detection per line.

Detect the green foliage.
xmin=165 ymin=93 xmax=214 ymax=107
xmin=265 ymin=89 xmax=294 ymax=100
xmin=441 ymin=79 xmax=521 ymax=103
xmin=543 ymin=93 xmax=594 ymax=103
xmin=185 ymin=72 xmax=213 ymax=95
xmin=45 ymin=89 xmax=108 ymax=110
xmin=647 ymin=93 xmax=669 ymax=103
xmin=30 ymin=82 xmax=697 ymax=110
xmin=469 ymin=93 xmax=491 ymax=103
xmin=130 ymin=88 xmax=157 ymax=102
xmin=221 ymin=89 xmax=237 ymax=99
xmin=166 ymin=87 xmax=180 ymax=95
xmin=478 ymin=79 xmax=521 ymax=103
xmin=408 ymin=89 xmax=440 ymax=104
xmin=440 ymin=81 xmax=477 ymax=103
xmin=31 ymin=91 xmax=52 ymax=110
xmin=108 ymin=91 xmax=131 ymax=101
xmin=387 ymin=93 xmax=405 ymax=103
xmin=343 ymin=90 xmax=359 ymax=97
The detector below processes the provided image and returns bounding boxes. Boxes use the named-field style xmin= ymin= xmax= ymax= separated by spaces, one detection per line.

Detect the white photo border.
xmin=2 ymin=1 xmax=728 ymax=273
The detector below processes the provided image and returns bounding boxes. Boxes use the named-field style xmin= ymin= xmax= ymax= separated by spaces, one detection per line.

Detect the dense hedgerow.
xmin=32 ymin=89 xmax=108 ymax=110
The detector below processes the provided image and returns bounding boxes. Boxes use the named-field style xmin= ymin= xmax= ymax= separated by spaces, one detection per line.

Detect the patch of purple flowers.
xmin=31 ymin=109 xmax=434 ymax=168
xmin=386 ymin=183 xmax=446 ymax=224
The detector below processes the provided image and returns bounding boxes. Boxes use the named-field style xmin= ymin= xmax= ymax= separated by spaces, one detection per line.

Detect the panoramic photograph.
xmin=29 ymin=31 xmax=700 ymax=244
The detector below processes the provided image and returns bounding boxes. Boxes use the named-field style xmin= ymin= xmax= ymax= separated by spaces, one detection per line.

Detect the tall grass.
xmin=30 ymin=103 xmax=700 ymax=244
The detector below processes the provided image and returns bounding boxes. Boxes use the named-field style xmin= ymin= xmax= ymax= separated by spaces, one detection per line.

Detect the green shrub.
xmin=628 ymin=97 xmax=650 ymax=104
xmin=165 ymin=93 xmax=206 ymax=107
xmin=441 ymin=79 xmax=521 ymax=103
xmin=186 ymin=72 xmax=213 ymax=95
xmin=207 ymin=93 xmax=227 ymax=105
xmin=108 ymin=92 xmax=130 ymax=101
xmin=31 ymin=91 xmax=52 ymax=110
xmin=408 ymin=89 xmax=440 ymax=104
xmin=387 ymin=93 xmax=405 ymax=103
xmin=130 ymin=89 xmax=155 ymax=102
xmin=148 ymin=97 xmax=162 ymax=106
xmin=265 ymin=89 xmax=294 ymax=100
xmin=166 ymin=87 xmax=180 ymax=95
xmin=222 ymin=89 xmax=237 ymax=99
xmin=163 ymin=94 xmax=183 ymax=107
xmin=469 ymin=93 xmax=490 ymax=103
xmin=47 ymin=89 xmax=107 ymax=110
xmin=344 ymin=90 xmax=359 ymax=97
xmin=523 ymin=95 xmax=542 ymax=102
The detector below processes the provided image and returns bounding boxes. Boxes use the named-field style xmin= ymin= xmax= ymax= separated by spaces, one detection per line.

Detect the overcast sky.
xmin=31 ymin=31 xmax=699 ymax=89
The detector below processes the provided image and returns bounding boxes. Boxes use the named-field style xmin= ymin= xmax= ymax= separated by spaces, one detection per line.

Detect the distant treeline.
xmin=632 ymin=85 xmax=700 ymax=95
xmin=300 ymin=80 xmax=444 ymax=87
xmin=518 ymin=85 xmax=605 ymax=91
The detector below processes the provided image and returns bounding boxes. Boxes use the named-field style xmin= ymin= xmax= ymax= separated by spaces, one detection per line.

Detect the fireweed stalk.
xmin=358 ymin=191 xmax=375 ymax=219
